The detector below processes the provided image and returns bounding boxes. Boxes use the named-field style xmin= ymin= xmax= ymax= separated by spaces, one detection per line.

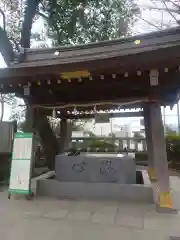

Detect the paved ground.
xmin=1 ymin=173 xmax=180 ymax=240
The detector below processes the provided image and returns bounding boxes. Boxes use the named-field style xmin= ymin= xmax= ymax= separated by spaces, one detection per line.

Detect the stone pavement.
xmin=0 ymin=173 xmax=180 ymax=240
xmin=0 ymin=191 xmax=180 ymax=240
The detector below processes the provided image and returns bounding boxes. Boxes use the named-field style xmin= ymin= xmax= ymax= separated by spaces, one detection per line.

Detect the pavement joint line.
xmin=169 ymin=237 xmax=180 ymax=240
xmin=114 ymin=207 xmax=119 ymax=225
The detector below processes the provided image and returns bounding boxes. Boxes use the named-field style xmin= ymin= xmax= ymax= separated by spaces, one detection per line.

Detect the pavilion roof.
xmin=0 ymin=26 xmax=180 ymax=80
xmin=0 ymin=27 xmax=180 ymax=112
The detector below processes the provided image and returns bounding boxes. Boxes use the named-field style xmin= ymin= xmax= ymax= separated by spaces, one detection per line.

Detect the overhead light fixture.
xmin=149 ymin=69 xmax=159 ymax=86
xmin=52 ymin=109 xmax=56 ymax=118
xmin=137 ymin=70 xmax=142 ymax=76
xmin=54 ymin=51 xmax=59 ymax=56
xmin=24 ymin=86 xmax=30 ymax=96
xmin=124 ymin=72 xmax=128 ymax=77
xmin=100 ymin=75 xmax=104 ymax=80
xmin=78 ymin=78 xmax=82 ymax=82
xmin=134 ymin=39 xmax=141 ymax=45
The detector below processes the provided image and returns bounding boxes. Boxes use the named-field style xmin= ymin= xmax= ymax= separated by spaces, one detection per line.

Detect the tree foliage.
xmin=0 ymin=93 xmax=15 ymax=121
xmin=0 ymin=0 xmax=24 ymax=51
xmin=41 ymin=0 xmax=136 ymax=46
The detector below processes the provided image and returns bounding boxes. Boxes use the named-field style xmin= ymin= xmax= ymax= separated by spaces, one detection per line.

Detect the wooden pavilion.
xmin=1 ymin=26 xmax=180 ymax=212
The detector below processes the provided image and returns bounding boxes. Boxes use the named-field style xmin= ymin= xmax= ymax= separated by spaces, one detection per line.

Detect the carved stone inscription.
xmin=72 ymin=161 xmax=86 ymax=172
xmin=100 ymin=160 xmax=115 ymax=176
xmin=55 ymin=155 xmax=136 ymax=184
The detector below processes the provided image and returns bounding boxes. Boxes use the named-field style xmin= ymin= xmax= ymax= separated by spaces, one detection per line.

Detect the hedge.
xmin=88 ymin=139 xmax=116 ymax=152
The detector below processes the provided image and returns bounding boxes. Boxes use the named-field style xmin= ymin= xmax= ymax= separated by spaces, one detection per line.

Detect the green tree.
xmin=165 ymin=124 xmax=177 ymax=135
xmin=44 ymin=0 xmax=136 ymax=45
xmin=0 ymin=0 xmax=137 ymax=169
xmin=0 ymin=93 xmax=15 ymax=121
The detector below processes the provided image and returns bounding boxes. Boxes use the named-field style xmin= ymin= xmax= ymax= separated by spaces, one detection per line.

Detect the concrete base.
xmin=156 ymin=205 xmax=178 ymax=214
xmin=36 ymin=179 xmax=153 ymax=203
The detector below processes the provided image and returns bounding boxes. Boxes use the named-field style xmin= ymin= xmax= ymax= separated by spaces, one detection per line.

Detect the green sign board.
xmin=9 ymin=133 xmax=34 ymax=195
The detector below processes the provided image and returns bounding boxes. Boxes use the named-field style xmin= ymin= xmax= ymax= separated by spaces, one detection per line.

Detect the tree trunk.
xmin=0 ymin=102 xmax=4 ymax=122
xmin=20 ymin=0 xmax=40 ymax=48
xmin=20 ymin=0 xmax=61 ymax=169
xmin=0 ymin=101 xmax=4 ymax=122
xmin=23 ymin=105 xmax=60 ymax=169
xmin=0 ymin=94 xmax=4 ymax=121
xmin=33 ymin=109 xmax=59 ymax=169
xmin=0 ymin=26 xmax=14 ymax=65
xmin=59 ymin=119 xmax=72 ymax=153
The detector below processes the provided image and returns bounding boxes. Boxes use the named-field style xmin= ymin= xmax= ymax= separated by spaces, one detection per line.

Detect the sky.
xmin=0 ymin=54 xmax=6 ymax=68
xmin=0 ymin=0 xmax=180 ymax=132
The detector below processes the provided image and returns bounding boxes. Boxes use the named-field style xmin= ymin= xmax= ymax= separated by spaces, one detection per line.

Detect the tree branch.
xmin=136 ymin=15 xmax=162 ymax=30
xmin=37 ymin=10 xmax=61 ymax=44
xmin=36 ymin=11 xmax=49 ymax=20
xmin=167 ymin=0 xmax=180 ymax=10
xmin=146 ymin=6 xmax=180 ymax=14
xmin=161 ymin=0 xmax=179 ymax=24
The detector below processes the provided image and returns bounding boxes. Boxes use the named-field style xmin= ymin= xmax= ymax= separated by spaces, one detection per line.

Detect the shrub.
xmin=88 ymin=139 xmax=116 ymax=152
xmin=166 ymin=134 xmax=180 ymax=164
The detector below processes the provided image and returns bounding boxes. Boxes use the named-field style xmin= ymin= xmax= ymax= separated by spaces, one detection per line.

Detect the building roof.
xmin=0 ymin=27 xmax=180 ymax=112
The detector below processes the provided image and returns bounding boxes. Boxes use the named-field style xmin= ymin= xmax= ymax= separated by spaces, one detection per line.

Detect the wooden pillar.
xmin=144 ymin=102 xmax=176 ymax=213
xmin=135 ymin=141 xmax=138 ymax=152
xmin=127 ymin=139 xmax=130 ymax=150
xmin=118 ymin=139 xmax=123 ymax=151
xmin=144 ymin=104 xmax=156 ymax=181
xmin=59 ymin=118 xmax=72 ymax=152
xmin=24 ymin=105 xmax=34 ymax=132
xmin=142 ymin=139 xmax=146 ymax=152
